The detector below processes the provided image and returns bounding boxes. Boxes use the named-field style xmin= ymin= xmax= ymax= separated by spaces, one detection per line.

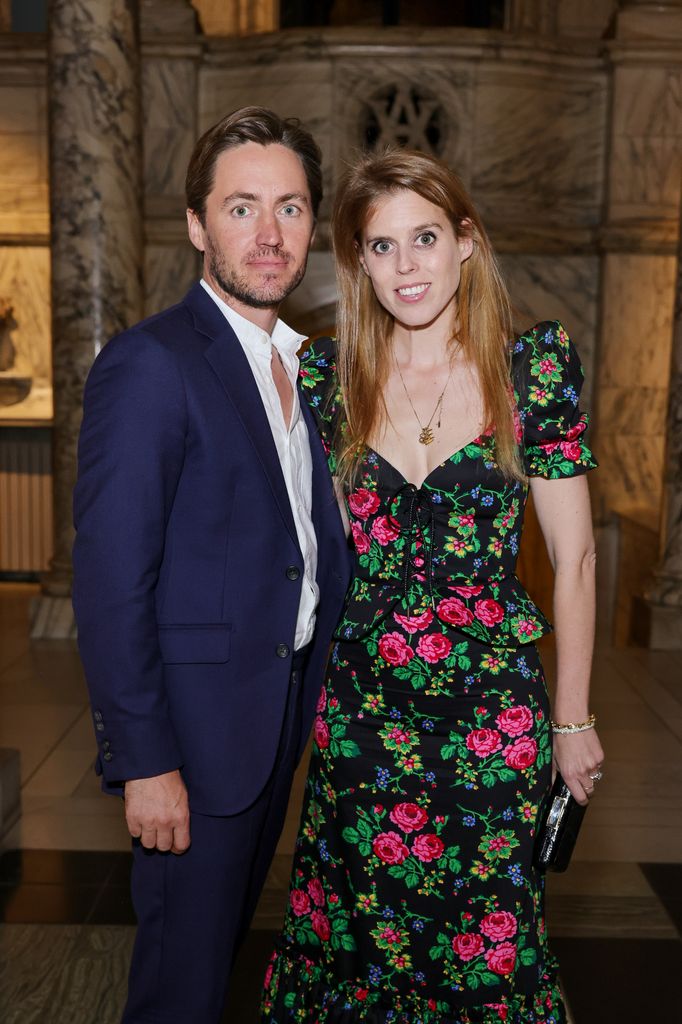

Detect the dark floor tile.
xmin=105 ymin=851 xmax=133 ymax=885
xmin=222 ymin=930 xmax=276 ymax=1024
xmin=640 ymin=862 xmax=682 ymax=935
xmin=0 ymin=881 xmax=99 ymax=923
xmin=554 ymin=937 xmax=681 ymax=1024
xmin=88 ymin=884 xmax=136 ymax=925
xmin=0 ymin=848 xmax=120 ymax=886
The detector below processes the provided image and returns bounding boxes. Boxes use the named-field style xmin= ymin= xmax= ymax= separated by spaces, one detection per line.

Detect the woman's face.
xmin=358 ymin=189 xmax=473 ymax=333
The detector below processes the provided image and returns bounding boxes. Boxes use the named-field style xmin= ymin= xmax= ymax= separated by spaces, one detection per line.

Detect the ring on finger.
xmin=589 ymin=770 xmax=603 ymax=782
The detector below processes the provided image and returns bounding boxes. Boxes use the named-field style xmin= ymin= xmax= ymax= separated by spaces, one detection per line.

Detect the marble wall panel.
xmin=608 ymin=67 xmax=682 ymax=222
xmin=144 ymin=243 xmax=200 ymax=317
xmin=599 ymin=254 xmax=676 ymax=389
xmin=0 ymin=85 xmax=48 ymax=236
xmin=593 ymin=253 xmax=677 ymax=520
xmin=0 ymin=246 xmax=51 ymax=421
xmin=143 ymin=59 xmax=197 ymax=199
xmin=556 ymin=0 xmax=617 ymax=38
xmin=473 ymin=65 xmax=606 ymax=227
xmin=280 ymin=250 xmax=336 ymax=337
xmin=594 ymin=435 xmax=667 ymax=522
xmin=498 ymin=254 xmax=599 ymax=409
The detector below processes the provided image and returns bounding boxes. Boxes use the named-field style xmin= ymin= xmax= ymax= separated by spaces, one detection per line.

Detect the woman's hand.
xmin=552 ymin=728 xmax=605 ymax=806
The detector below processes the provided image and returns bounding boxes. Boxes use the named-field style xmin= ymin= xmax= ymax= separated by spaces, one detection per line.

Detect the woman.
xmin=261 ymin=148 xmax=604 ymax=1023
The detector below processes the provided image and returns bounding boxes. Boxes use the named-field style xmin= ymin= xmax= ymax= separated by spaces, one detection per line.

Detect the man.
xmin=72 ymin=107 xmax=350 ymax=1023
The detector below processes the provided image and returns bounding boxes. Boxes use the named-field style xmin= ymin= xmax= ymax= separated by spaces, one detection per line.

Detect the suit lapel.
xmin=184 ymin=283 xmax=299 ymax=549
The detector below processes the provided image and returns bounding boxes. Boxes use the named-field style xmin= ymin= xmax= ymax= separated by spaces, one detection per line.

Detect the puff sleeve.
xmin=298 ymin=335 xmax=342 ymax=474
xmin=513 ymin=321 xmax=598 ymax=479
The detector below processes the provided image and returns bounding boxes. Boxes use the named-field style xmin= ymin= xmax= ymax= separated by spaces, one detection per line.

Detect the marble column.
xmin=642 ymin=175 xmax=682 ymax=648
xmin=32 ymin=0 xmax=143 ymax=637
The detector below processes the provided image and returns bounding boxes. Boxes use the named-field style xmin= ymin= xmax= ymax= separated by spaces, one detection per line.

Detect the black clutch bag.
xmin=533 ymin=772 xmax=586 ymax=872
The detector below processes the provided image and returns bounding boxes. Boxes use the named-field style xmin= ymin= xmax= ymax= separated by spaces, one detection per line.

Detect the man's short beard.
xmin=206 ymin=235 xmax=307 ymax=311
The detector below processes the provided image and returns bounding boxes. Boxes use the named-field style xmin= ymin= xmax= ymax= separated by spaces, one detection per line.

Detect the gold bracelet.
xmin=551 ymin=713 xmax=596 ymax=735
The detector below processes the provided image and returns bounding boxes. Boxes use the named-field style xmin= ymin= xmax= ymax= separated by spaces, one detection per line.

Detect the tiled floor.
xmin=0 ymin=582 xmax=680 ymax=1022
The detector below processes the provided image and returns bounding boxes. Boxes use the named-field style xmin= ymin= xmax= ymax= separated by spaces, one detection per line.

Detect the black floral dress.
xmin=261 ymin=322 xmax=597 ymax=1024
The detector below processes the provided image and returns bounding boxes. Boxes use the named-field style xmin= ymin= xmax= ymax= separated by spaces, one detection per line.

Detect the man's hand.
xmin=124 ymin=770 xmax=190 ymax=854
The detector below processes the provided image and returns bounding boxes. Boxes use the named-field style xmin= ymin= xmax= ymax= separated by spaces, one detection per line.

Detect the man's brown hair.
xmin=185 ymin=106 xmax=323 ymax=223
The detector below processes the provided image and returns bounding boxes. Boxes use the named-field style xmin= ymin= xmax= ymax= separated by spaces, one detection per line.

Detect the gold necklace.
xmin=395 ymin=359 xmax=453 ymax=445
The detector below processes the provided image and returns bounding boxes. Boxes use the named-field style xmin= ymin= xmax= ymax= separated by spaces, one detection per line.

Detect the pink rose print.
xmin=466 ymin=728 xmax=503 ymax=757
xmin=539 ymin=439 xmax=560 ymax=454
xmin=451 ymin=932 xmax=484 ymax=961
xmin=311 ymin=909 xmax=331 ymax=941
xmin=560 ymin=440 xmax=582 ymax=461
xmin=504 ymin=736 xmax=538 ymax=769
xmin=474 ymin=599 xmax=505 ymax=627
xmin=307 ymin=878 xmax=325 ymax=907
xmin=437 ymin=597 xmax=474 ymax=627
xmin=565 ymin=421 xmax=586 ymax=441
xmin=411 ymin=833 xmax=444 ymax=862
xmin=263 ymin=963 xmax=273 ymax=989
xmin=289 ymin=889 xmax=311 ymax=916
xmin=485 ymin=941 xmax=517 ymax=976
xmin=484 ymin=1005 xmax=509 ymax=1022
xmin=393 ymin=608 xmax=434 ymax=634
xmin=450 ymin=584 xmax=484 ymax=597
xmin=372 ymin=832 xmax=410 ymax=865
xmin=495 ymin=705 xmax=533 ymax=737
xmin=480 ymin=911 xmax=517 ymax=942
xmin=415 ymin=633 xmax=452 ymax=663
xmin=370 ymin=515 xmax=401 ymax=546
xmin=351 ymin=521 xmax=371 ymax=555
xmin=347 ymin=488 xmax=380 ymax=520
xmin=389 ymin=802 xmax=428 ymax=833
xmin=378 ymin=632 xmax=414 ymax=666
xmin=316 ymin=686 xmax=327 ymax=714
xmin=314 ymin=716 xmax=330 ymax=750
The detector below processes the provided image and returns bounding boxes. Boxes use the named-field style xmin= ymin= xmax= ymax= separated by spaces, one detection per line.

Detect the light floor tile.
xmin=22 ymin=748 xmax=98 ymax=799
xmin=0 ymin=704 xmax=86 ymax=782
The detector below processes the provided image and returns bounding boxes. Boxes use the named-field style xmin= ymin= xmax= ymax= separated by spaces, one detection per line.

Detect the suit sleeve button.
xmin=103 ymin=752 xmax=113 ymax=762
xmin=286 ymin=565 xmax=301 ymax=581
xmin=96 ymin=722 xmax=105 ymax=732
xmin=276 ymin=643 xmax=290 ymax=659
xmin=94 ymin=711 xmax=103 ymax=723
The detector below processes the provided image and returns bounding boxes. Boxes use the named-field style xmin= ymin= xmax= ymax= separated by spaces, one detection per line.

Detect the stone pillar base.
xmin=0 ymin=749 xmax=21 ymax=839
xmin=631 ymin=595 xmax=682 ymax=650
xmin=30 ymin=594 xmax=77 ymax=640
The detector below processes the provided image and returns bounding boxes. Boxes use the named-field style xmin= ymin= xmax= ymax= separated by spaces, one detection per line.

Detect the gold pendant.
xmin=419 ymin=426 xmax=434 ymax=445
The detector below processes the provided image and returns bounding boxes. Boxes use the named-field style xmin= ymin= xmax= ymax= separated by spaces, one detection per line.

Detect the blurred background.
xmin=0 ymin=2 xmax=680 ymax=1021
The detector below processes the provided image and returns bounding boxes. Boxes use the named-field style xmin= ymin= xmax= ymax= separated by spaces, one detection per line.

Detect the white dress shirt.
xmin=200 ymin=279 xmax=319 ymax=649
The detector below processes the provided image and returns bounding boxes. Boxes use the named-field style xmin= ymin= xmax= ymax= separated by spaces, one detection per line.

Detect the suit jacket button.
xmin=94 ymin=711 xmax=103 ymax=723
xmin=103 ymin=752 xmax=113 ymax=762
xmin=96 ymin=722 xmax=105 ymax=732
xmin=102 ymin=740 xmax=110 ymax=751
xmin=276 ymin=643 xmax=290 ymax=659
xmin=286 ymin=565 xmax=301 ymax=581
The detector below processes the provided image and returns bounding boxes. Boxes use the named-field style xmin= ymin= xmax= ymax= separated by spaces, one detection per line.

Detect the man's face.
xmin=187 ymin=141 xmax=315 ymax=325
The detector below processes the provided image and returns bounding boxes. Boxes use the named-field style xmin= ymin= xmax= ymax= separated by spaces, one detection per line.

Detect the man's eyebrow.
xmin=279 ymin=192 xmax=310 ymax=206
xmin=220 ymin=192 xmax=258 ymax=208
xmin=219 ymin=191 xmax=310 ymax=208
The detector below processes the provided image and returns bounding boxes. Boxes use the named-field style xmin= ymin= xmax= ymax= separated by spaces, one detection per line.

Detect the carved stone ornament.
xmin=361 ymin=82 xmax=446 ymax=155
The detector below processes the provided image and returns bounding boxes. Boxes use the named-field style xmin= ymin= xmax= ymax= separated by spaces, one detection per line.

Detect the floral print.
xmin=262 ymin=322 xmax=596 ymax=1023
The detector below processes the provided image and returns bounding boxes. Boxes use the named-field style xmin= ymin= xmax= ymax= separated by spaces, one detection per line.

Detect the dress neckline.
xmin=368 ymin=434 xmax=484 ymax=490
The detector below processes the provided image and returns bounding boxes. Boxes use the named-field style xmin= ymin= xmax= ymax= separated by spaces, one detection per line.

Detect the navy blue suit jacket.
xmin=72 ymin=283 xmax=351 ymax=816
